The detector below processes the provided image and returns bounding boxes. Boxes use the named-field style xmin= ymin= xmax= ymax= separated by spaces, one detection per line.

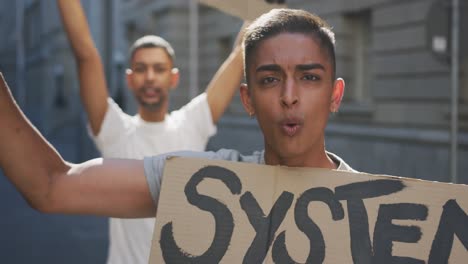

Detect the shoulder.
xmin=105 ymin=98 xmax=133 ymax=123
xmin=169 ymin=93 xmax=209 ymax=119
xmin=91 ymin=98 xmax=135 ymax=151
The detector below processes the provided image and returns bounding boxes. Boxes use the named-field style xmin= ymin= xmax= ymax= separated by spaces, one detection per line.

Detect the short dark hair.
xmin=129 ymin=35 xmax=176 ymax=64
xmin=243 ymin=9 xmax=336 ymax=83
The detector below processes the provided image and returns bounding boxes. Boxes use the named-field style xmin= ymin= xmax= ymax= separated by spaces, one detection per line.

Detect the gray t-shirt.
xmin=143 ymin=149 xmax=355 ymax=206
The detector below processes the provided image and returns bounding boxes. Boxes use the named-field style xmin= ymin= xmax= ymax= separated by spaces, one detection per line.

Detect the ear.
xmin=240 ymin=83 xmax=255 ymax=116
xmin=330 ymin=78 xmax=345 ymax=113
xmin=170 ymin=68 xmax=180 ymax=90
xmin=125 ymin=68 xmax=135 ymax=90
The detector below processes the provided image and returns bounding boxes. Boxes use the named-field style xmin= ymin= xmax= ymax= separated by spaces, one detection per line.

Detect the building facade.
xmin=0 ymin=0 xmax=466 ymax=263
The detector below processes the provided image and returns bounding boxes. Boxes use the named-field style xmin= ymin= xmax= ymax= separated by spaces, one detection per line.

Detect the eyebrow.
xmin=255 ymin=63 xmax=326 ymax=73
xmin=255 ymin=64 xmax=282 ymax=73
xmin=132 ymin=62 xmax=169 ymax=67
xmin=296 ymin=63 xmax=326 ymax=71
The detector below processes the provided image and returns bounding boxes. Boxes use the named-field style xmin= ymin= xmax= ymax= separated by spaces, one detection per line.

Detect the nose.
xmin=280 ymin=79 xmax=299 ymax=108
xmin=145 ymin=68 xmax=155 ymax=82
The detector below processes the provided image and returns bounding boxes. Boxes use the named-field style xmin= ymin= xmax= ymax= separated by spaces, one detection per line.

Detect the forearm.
xmin=0 ymin=73 xmax=69 ymax=210
xmin=57 ymin=0 xmax=109 ymax=134
xmin=206 ymin=45 xmax=244 ymax=123
xmin=57 ymin=0 xmax=99 ymax=61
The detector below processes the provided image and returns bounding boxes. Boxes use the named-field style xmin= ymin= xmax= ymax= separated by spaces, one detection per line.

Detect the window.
xmin=126 ymin=22 xmax=139 ymax=45
xmin=462 ymin=58 xmax=468 ymax=104
xmin=24 ymin=2 xmax=41 ymax=50
xmin=114 ymin=60 xmax=126 ymax=111
xmin=218 ymin=36 xmax=233 ymax=64
xmin=103 ymin=0 xmax=114 ymax=81
xmin=343 ymin=10 xmax=372 ymax=103
xmin=53 ymin=65 xmax=67 ymax=109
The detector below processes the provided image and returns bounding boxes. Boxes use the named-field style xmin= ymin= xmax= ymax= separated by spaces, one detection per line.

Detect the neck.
xmin=264 ymin=142 xmax=337 ymax=169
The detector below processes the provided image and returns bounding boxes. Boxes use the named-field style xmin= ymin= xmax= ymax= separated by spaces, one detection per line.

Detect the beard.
xmin=134 ymin=87 xmax=167 ymax=112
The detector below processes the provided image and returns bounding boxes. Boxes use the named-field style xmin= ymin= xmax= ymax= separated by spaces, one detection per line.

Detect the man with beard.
xmin=57 ymin=1 xmax=244 ymax=263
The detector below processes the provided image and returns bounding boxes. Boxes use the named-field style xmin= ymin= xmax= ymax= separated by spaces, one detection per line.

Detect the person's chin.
xmin=280 ymin=137 xmax=304 ymax=157
xmin=138 ymin=99 xmax=162 ymax=110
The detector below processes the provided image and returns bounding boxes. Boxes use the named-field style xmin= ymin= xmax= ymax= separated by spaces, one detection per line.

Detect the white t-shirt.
xmin=90 ymin=93 xmax=216 ymax=264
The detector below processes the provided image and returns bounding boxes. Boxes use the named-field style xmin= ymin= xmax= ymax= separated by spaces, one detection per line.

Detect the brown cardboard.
xmin=198 ymin=0 xmax=287 ymax=21
xmin=149 ymin=157 xmax=468 ymax=263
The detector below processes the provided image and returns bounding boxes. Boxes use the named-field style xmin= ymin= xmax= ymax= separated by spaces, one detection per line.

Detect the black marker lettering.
xmin=335 ymin=180 xmax=405 ymax=264
xmin=373 ymin=203 xmax=427 ymax=264
xmin=272 ymin=187 xmax=345 ymax=264
xmin=428 ymin=199 xmax=468 ymax=264
xmin=160 ymin=166 xmax=242 ymax=263
xmin=240 ymin=191 xmax=294 ymax=264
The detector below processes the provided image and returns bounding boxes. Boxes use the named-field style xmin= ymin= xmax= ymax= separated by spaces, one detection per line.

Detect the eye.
xmin=260 ymin=76 xmax=279 ymax=85
xmin=133 ymin=66 xmax=146 ymax=73
xmin=154 ymin=66 xmax=168 ymax=73
xmin=302 ymin=74 xmax=320 ymax=81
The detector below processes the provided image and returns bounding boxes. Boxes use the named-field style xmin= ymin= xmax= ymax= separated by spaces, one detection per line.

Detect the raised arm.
xmin=57 ymin=0 xmax=109 ymax=135
xmin=205 ymin=24 xmax=246 ymax=123
xmin=0 ymin=73 xmax=154 ymax=218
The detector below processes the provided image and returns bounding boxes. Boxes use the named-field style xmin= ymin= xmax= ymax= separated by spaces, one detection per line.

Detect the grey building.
xmin=0 ymin=0 xmax=466 ymax=263
xmin=206 ymin=0 xmax=468 ymax=183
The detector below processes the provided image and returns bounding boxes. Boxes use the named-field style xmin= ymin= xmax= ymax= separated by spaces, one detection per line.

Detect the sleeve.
xmin=142 ymin=150 xmax=240 ymax=206
xmin=143 ymin=155 xmax=165 ymax=206
xmin=173 ymin=93 xmax=217 ymax=142
xmin=88 ymin=98 xmax=131 ymax=152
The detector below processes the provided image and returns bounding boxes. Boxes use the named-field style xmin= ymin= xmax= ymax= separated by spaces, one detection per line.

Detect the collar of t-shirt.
xmin=134 ymin=114 xmax=170 ymax=129
xmin=257 ymin=150 xmax=354 ymax=172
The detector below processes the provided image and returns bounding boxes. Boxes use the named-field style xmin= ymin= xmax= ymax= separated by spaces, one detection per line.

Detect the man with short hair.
xmin=57 ymin=1 xmax=244 ymax=263
xmin=0 ymin=8 xmax=354 ymax=260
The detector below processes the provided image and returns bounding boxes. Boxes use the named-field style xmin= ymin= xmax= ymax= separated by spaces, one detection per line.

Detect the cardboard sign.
xmin=198 ymin=0 xmax=287 ymax=21
xmin=149 ymin=157 xmax=468 ymax=263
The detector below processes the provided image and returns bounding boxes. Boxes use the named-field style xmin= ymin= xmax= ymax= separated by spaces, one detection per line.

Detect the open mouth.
xmin=142 ymin=87 xmax=161 ymax=98
xmin=280 ymin=118 xmax=303 ymax=137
